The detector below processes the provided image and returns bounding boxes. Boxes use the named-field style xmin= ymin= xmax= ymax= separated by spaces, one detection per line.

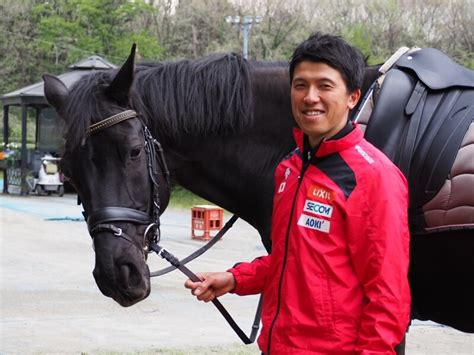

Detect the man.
xmin=185 ymin=33 xmax=410 ymax=354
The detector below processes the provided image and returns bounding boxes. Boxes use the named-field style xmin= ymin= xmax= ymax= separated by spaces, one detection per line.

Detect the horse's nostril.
xmin=119 ymin=263 xmax=142 ymax=288
xmin=121 ymin=264 xmax=130 ymax=283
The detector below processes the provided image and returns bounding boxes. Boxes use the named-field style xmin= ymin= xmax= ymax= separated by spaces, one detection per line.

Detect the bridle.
xmin=84 ymin=109 xmax=170 ymax=253
xmin=82 ymin=109 xmax=261 ymax=344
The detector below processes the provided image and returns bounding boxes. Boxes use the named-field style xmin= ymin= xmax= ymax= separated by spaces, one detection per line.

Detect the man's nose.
xmin=303 ymin=86 xmax=320 ymax=104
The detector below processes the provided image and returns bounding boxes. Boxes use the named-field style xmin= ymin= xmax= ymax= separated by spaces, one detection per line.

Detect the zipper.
xmin=266 ymin=154 xmax=312 ymax=354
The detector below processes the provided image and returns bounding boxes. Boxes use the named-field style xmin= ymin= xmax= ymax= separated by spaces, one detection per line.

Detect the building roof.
xmin=1 ymin=55 xmax=117 ymax=106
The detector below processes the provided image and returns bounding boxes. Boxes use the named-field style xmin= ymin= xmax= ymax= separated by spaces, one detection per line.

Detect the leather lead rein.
xmin=149 ymin=240 xmax=262 ymax=345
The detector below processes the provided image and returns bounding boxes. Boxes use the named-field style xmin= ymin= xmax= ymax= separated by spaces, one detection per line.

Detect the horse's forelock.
xmin=63 ymin=71 xmax=117 ymax=150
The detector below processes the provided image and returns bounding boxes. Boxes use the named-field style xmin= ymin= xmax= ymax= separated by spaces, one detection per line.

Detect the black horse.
xmin=43 ymin=46 xmax=474 ymax=333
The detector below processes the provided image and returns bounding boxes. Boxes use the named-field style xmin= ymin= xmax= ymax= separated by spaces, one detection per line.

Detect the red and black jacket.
xmin=229 ymin=123 xmax=411 ymax=354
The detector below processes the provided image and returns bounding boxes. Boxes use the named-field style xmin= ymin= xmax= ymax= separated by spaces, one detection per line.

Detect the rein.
xmin=84 ymin=109 xmax=261 ymax=344
xmin=149 ymin=241 xmax=262 ymax=344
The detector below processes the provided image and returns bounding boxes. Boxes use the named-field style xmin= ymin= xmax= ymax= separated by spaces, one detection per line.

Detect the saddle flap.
xmin=364 ymin=69 xmax=416 ymax=161
xmin=396 ymin=48 xmax=474 ymax=90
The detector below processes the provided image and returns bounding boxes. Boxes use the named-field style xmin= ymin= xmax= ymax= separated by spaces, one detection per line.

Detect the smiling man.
xmin=185 ymin=34 xmax=411 ymax=354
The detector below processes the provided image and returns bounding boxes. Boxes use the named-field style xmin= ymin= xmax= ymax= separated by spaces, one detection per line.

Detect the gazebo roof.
xmin=68 ymin=55 xmax=116 ymax=70
xmin=1 ymin=55 xmax=117 ymax=106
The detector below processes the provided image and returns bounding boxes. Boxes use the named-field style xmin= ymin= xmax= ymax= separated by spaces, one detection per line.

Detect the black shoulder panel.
xmin=315 ymin=154 xmax=356 ymax=200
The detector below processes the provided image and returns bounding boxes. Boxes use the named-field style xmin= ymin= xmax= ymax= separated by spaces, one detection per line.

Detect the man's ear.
xmin=105 ymin=43 xmax=136 ymax=105
xmin=348 ymin=89 xmax=361 ymax=110
xmin=43 ymin=74 xmax=69 ymax=114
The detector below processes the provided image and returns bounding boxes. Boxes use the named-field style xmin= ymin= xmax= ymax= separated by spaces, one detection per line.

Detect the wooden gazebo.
xmin=1 ymin=55 xmax=116 ymax=194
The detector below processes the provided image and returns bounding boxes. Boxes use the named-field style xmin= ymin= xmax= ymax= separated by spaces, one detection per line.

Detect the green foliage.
xmin=0 ymin=0 xmax=164 ymax=95
xmin=113 ymin=30 xmax=163 ymax=60
xmin=343 ymin=28 xmax=387 ymax=65
xmin=31 ymin=0 xmax=163 ymax=65
xmin=342 ymin=24 xmax=373 ymax=62
xmin=2 ymin=107 xmax=36 ymax=146
xmin=0 ymin=0 xmax=472 ymax=97
xmin=451 ymin=55 xmax=473 ymax=71
xmin=169 ymin=185 xmax=213 ymax=210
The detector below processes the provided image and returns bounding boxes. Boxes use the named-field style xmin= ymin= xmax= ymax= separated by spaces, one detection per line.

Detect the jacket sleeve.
xmin=346 ymin=165 xmax=411 ymax=354
xmin=227 ymin=254 xmax=272 ymax=296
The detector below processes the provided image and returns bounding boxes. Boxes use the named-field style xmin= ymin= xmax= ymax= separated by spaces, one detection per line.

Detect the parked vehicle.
xmin=27 ymin=154 xmax=64 ymax=196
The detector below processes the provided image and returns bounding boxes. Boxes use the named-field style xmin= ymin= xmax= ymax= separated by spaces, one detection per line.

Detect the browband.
xmin=87 ymin=110 xmax=137 ymax=135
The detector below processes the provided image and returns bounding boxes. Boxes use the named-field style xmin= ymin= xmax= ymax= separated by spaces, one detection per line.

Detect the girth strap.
xmin=397 ymin=80 xmax=427 ymax=177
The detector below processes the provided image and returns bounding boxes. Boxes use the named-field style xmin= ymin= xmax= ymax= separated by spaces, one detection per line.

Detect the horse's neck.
xmin=161 ymin=65 xmax=294 ymax=240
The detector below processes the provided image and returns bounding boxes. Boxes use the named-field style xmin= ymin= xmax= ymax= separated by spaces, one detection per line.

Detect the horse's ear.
xmin=105 ymin=43 xmax=136 ymax=105
xmin=43 ymin=74 xmax=69 ymax=114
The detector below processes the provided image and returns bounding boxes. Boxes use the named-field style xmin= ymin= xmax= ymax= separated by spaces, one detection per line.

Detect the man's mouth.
xmin=303 ymin=110 xmax=325 ymax=117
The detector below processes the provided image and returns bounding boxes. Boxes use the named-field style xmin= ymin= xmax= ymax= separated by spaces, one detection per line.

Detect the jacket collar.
xmin=293 ymin=122 xmax=364 ymax=158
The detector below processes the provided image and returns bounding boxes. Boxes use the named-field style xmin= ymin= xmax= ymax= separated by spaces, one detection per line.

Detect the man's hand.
xmin=184 ymin=272 xmax=236 ymax=302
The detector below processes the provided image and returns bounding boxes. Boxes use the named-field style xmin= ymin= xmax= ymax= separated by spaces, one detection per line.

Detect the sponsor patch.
xmin=303 ymin=199 xmax=333 ymax=218
xmin=307 ymin=185 xmax=335 ymax=202
xmin=297 ymin=214 xmax=330 ymax=233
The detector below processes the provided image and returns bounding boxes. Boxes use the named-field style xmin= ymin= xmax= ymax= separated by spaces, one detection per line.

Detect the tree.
xmin=32 ymin=0 xmax=164 ymax=65
xmin=163 ymin=0 xmax=238 ymax=58
xmin=0 ymin=0 xmax=472 ymax=101
xmin=0 ymin=1 xmax=43 ymax=94
xmin=0 ymin=0 xmax=165 ymax=96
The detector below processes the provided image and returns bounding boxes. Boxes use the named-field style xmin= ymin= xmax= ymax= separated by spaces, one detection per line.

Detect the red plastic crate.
xmin=191 ymin=205 xmax=224 ymax=240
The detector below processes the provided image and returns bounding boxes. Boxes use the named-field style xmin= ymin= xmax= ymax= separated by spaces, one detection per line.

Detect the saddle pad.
xmin=420 ymin=122 xmax=474 ymax=233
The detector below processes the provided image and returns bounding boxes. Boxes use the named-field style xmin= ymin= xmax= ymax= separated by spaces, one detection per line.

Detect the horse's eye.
xmin=130 ymin=146 xmax=142 ymax=159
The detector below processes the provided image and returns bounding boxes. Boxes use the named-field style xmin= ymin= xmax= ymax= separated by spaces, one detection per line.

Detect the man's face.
xmin=291 ymin=61 xmax=361 ymax=147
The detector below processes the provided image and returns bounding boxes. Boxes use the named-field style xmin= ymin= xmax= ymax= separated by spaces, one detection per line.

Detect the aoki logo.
xmin=297 ymin=214 xmax=330 ymax=233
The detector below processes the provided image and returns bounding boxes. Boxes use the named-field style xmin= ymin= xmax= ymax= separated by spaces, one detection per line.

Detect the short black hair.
xmin=289 ymin=33 xmax=365 ymax=93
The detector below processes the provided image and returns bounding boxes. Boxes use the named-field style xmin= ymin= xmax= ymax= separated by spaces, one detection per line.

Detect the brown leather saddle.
xmin=356 ymin=48 xmax=474 ymax=234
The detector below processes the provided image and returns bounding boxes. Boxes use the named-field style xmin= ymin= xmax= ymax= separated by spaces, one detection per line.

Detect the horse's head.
xmin=43 ymin=45 xmax=170 ymax=306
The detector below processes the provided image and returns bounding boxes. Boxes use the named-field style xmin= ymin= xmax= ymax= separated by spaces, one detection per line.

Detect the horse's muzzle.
xmin=92 ymin=231 xmax=151 ymax=307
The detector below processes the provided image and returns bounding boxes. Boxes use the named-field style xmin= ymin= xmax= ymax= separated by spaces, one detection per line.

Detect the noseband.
xmin=84 ymin=110 xmax=170 ymax=252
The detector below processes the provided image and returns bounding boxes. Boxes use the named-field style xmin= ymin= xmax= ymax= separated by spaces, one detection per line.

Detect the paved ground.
xmin=1 ymin=194 xmax=473 ymax=354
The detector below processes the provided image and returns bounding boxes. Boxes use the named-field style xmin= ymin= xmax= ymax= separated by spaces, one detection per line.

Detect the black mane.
xmin=63 ymin=53 xmax=287 ymax=150
xmin=133 ymin=53 xmax=256 ymax=141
